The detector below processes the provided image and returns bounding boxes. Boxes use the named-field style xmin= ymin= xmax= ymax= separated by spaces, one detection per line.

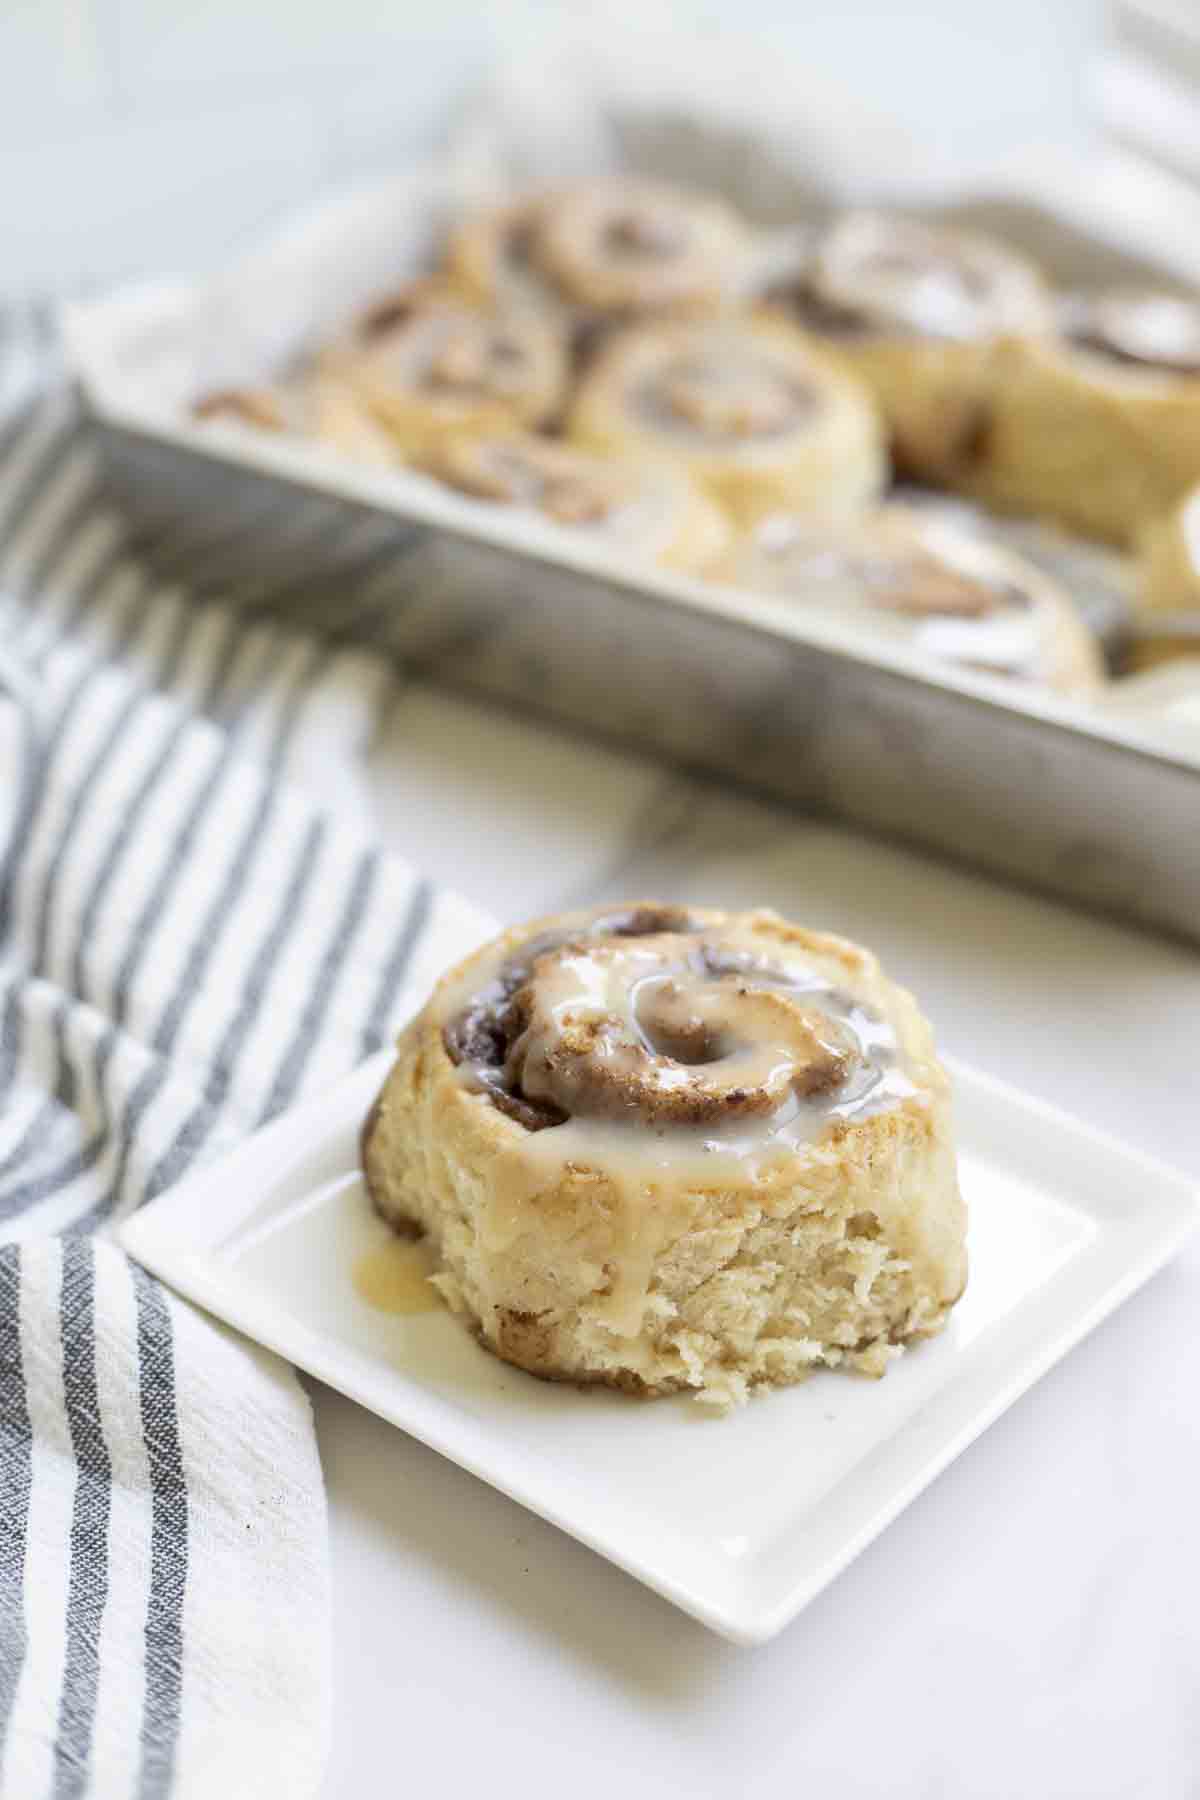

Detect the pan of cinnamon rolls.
xmin=188 ymin=172 xmax=1200 ymax=699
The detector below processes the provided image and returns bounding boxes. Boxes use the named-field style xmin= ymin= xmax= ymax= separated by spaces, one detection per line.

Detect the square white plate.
xmin=121 ymin=1050 xmax=1197 ymax=1644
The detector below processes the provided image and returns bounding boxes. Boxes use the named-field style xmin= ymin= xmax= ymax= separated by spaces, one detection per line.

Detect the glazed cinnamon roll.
xmin=714 ymin=506 xmax=1104 ymax=693
xmin=959 ymin=289 xmax=1200 ymax=544
xmin=362 ymin=903 xmax=966 ymax=1409
xmin=192 ymin=376 xmax=398 ymax=467
xmin=775 ymin=212 xmax=1052 ymax=481
xmin=446 ymin=179 xmax=751 ymax=332
xmin=322 ymin=279 xmax=569 ymax=455
xmin=567 ymin=314 xmax=886 ymax=527
xmin=417 ymin=430 xmax=730 ymax=573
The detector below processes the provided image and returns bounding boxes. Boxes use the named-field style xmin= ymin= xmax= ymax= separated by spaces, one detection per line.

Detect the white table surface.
xmin=315 ymin=680 xmax=1199 ymax=1800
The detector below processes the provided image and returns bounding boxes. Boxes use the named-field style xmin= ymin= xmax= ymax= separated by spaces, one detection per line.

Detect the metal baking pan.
xmin=62 ymin=83 xmax=1200 ymax=947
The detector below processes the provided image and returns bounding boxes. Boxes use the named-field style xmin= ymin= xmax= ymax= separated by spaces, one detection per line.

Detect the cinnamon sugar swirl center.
xmin=647 ymin=355 xmax=816 ymax=440
xmin=443 ymin=911 xmax=913 ymax=1148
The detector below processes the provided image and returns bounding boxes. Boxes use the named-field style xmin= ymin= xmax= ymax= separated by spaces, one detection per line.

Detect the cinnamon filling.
xmin=603 ymin=209 xmax=688 ymax=260
xmin=774 ymin=283 xmax=876 ymax=340
xmin=502 ymin=217 xmax=538 ymax=274
xmin=838 ymin=550 xmax=1025 ymax=619
xmin=861 ymin=556 xmax=1027 ymax=618
xmin=360 ymin=293 xmax=417 ymax=340
xmin=419 ymin=324 xmax=531 ymax=398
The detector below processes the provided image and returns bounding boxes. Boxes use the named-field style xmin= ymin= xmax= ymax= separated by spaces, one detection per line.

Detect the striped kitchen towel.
xmin=0 ymin=305 xmax=489 ymax=1798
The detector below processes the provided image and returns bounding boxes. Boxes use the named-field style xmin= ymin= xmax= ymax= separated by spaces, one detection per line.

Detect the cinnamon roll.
xmin=417 ymin=430 xmax=730 ymax=573
xmin=322 ymin=279 xmax=569 ymax=455
xmin=445 ymin=179 xmax=751 ymax=333
xmin=567 ymin=314 xmax=886 ymax=528
xmin=775 ymin=211 xmax=1052 ymax=481
xmin=714 ymin=506 xmax=1104 ymax=693
xmin=192 ymin=377 xmax=398 ymax=466
xmin=362 ymin=903 xmax=966 ymax=1409
xmin=960 ymin=289 xmax=1200 ymax=544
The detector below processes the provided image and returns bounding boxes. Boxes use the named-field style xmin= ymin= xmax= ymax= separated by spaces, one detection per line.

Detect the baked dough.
xmin=322 ymin=279 xmax=569 ymax=454
xmin=192 ymin=377 xmax=399 ymax=466
xmin=714 ymin=504 xmax=1104 ymax=693
xmin=1126 ymin=488 xmax=1200 ymax=670
xmin=776 ymin=211 xmax=1052 ymax=480
xmin=418 ymin=429 xmax=730 ymax=573
xmin=446 ymin=178 xmax=751 ymax=330
xmin=1138 ymin=485 xmax=1200 ymax=615
xmin=567 ymin=313 xmax=886 ymax=527
xmin=960 ymin=290 xmax=1200 ymax=545
xmin=362 ymin=902 xmax=967 ymax=1409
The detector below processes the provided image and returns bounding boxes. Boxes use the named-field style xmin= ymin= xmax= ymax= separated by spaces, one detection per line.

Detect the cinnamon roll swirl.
xmin=322 ymin=279 xmax=569 ymax=455
xmin=417 ymin=430 xmax=730 ymax=573
xmin=567 ymin=315 xmax=886 ymax=527
xmin=362 ymin=904 xmax=966 ymax=1409
xmin=715 ymin=506 xmax=1103 ymax=693
xmin=192 ymin=376 xmax=398 ymax=467
xmin=959 ymin=289 xmax=1200 ymax=544
xmin=776 ymin=212 xmax=1052 ymax=481
xmin=446 ymin=179 xmax=751 ymax=331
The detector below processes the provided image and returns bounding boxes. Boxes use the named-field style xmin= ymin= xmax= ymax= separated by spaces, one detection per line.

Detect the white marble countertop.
xmin=317 ymin=679 xmax=1199 ymax=1800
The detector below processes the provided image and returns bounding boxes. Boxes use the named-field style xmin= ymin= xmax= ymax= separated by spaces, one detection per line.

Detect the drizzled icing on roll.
xmin=750 ymin=511 xmax=1028 ymax=615
xmin=646 ymin=353 xmax=816 ymax=440
xmin=443 ymin=904 xmax=912 ymax=1145
xmin=1060 ymin=290 xmax=1200 ymax=376
xmin=420 ymin=433 xmax=642 ymax=525
xmin=719 ymin=507 xmax=1097 ymax=686
xmin=791 ymin=213 xmax=1049 ymax=343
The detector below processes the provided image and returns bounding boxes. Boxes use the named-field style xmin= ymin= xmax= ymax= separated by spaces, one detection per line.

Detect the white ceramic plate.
xmin=120 ymin=1050 xmax=1197 ymax=1644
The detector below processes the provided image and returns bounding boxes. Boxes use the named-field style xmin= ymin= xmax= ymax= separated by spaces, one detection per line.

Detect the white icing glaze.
xmin=738 ymin=511 xmax=1048 ymax=679
xmin=639 ymin=354 xmax=813 ymax=442
xmin=808 ymin=213 xmax=1047 ymax=343
xmin=1071 ymin=291 xmax=1200 ymax=373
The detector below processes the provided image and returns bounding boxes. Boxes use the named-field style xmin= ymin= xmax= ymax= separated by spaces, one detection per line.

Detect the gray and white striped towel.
xmin=0 ymin=306 xmax=486 ymax=1797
